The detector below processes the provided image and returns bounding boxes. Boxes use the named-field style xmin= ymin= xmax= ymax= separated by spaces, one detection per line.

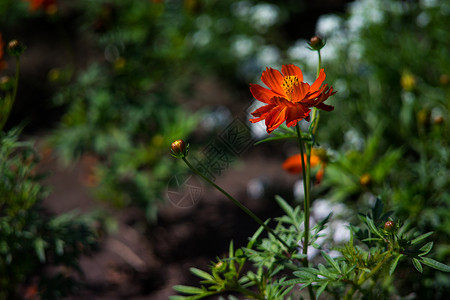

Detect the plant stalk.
xmin=182 ymin=157 xmax=291 ymax=251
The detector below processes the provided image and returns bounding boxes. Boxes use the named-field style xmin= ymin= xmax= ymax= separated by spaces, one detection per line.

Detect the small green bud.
xmin=309 ymin=36 xmax=326 ymax=51
xmin=171 ymin=139 xmax=188 ymax=158
xmin=7 ymin=40 xmax=25 ymax=57
xmin=0 ymin=76 xmax=12 ymax=90
xmin=214 ymin=261 xmax=227 ymax=272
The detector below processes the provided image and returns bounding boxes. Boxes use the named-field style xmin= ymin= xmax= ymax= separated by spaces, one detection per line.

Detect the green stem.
xmin=0 ymin=56 xmax=20 ymax=133
xmin=12 ymin=56 xmax=20 ymax=103
xmin=295 ymin=124 xmax=311 ymax=257
xmin=344 ymin=252 xmax=392 ymax=300
xmin=310 ymin=49 xmax=322 ymax=136
xmin=317 ymin=49 xmax=322 ymax=77
xmin=295 ymin=124 xmax=315 ymax=300
xmin=182 ymin=157 xmax=291 ymax=251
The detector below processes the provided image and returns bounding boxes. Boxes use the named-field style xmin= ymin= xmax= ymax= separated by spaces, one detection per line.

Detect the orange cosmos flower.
xmin=282 ymin=148 xmax=328 ymax=184
xmin=249 ymin=64 xmax=335 ymax=133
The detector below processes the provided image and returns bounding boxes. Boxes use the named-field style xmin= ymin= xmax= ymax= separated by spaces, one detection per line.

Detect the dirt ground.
xmin=39 ymin=142 xmax=298 ymax=299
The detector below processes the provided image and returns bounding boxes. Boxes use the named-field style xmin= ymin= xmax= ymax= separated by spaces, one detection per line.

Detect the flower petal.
xmin=261 ymin=67 xmax=285 ymax=96
xmin=291 ymin=82 xmax=310 ymax=103
xmin=250 ymin=84 xmax=279 ymax=104
xmin=282 ymin=154 xmax=304 ymax=174
xmin=264 ymin=106 xmax=287 ymax=133
xmin=310 ymin=68 xmax=326 ymax=92
xmin=285 ymin=104 xmax=310 ymax=127
xmin=250 ymin=103 xmax=276 ymax=119
xmin=315 ymin=102 xmax=334 ymax=112
xmin=281 ymin=64 xmax=303 ymax=82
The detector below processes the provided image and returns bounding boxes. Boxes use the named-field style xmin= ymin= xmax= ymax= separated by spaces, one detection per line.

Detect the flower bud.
xmin=309 ymin=36 xmax=326 ymax=51
xmin=384 ymin=220 xmax=396 ymax=232
xmin=0 ymin=76 xmax=12 ymax=91
xmin=359 ymin=173 xmax=371 ymax=186
xmin=440 ymin=74 xmax=449 ymax=85
xmin=400 ymin=71 xmax=416 ymax=91
xmin=214 ymin=261 xmax=227 ymax=272
xmin=171 ymin=139 xmax=188 ymax=158
xmin=433 ymin=115 xmax=444 ymax=125
xmin=7 ymin=40 xmax=25 ymax=57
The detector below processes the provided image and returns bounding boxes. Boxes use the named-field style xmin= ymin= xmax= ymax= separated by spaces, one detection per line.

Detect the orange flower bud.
xmin=433 ymin=115 xmax=444 ymax=125
xmin=171 ymin=139 xmax=188 ymax=158
xmin=359 ymin=173 xmax=371 ymax=186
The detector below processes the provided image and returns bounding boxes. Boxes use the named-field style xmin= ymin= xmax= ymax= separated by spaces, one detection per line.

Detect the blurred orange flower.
xmin=24 ymin=0 xmax=56 ymax=12
xmin=282 ymin=148 xmax=328 ymax=183
xmin=249 ymin=64 xmax=335 ymax=133
xmin=0 ymin=33 xmax=7 ymax=71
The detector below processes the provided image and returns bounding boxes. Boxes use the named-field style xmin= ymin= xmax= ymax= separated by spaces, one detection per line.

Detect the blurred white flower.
xmin=331 ymin=220 xmax=350 ymax=243
xmin=287 ymin=39 xmax=317 ymax=70
xmin=232 ymin=35 xmax=255 ymax=58
xmin=250 ymin=3 xmax=279 ymax=32
xmin=416 ymin=12 xmax=430 ymax=27
xmin=192 ymin=29 xmax=211 ymax=47
xmin=420 ymin=0 xmax=439 ymax=8
xmin=316 ymin=14 xmax=342 ymax=37
xmin=195 ymin=15 xmax=212 ymax=29
xmin=231 ymin=1 xmax=252 ymax=19
xmin=312 ymin=199 xmax=348 ymax=220
xmin=347 ymin=0 xmax=384 ymax=34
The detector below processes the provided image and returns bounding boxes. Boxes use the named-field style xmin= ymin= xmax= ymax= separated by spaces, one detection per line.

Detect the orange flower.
xmin=0 ymin=33 xmax=7 ymax=71
xmin=282 ymin=148 xmax=327 ymax=183
xmin=24 ymin=0 xmax=56 ymax=12
xmin=249 ymin=64 xmax=335 ymax=133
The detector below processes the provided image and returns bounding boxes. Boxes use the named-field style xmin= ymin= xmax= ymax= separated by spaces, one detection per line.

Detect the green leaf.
xmin=389 ymin=254 xmax=403 ymax=276
xmin=276 ymin=278 xmax=308 ymax=286
xmin=190 ymin=268 xmax=213 ymax=281
xmin=421 ymin=257 xmax=450 ymax=272
xmin=361 ymin=237 xmax=383 ymax=243
xmin=366 ymin=217 xmax=383 ymax=238
xmin=411 ymin=232 xmax=434 ymax=245
xmin=372 ymin=197 xmax=383 ymax=220
xmin=275 ymin=195 xmax=295 ymax=220
xmin=169 ymin=296 xmax=188 ymax=300
xmin=34 ymin=238 xmax=46 ymax=263
xmin=316 ymin=281 xmax=329 ymax=299
xmin=321 ymin=251 xmax=341 ymax=273
xmin=412 ymin=258 xmax=423 ymax=273
xmin=418 ymin=242 xmax=434 ymax=257
xmin=247 ymin=220 xmax=268 ymax=249
xmin=173 ymin=285 xmax=205 ymax=295
xmin=254 ymin=135 xmax=296 ymax=145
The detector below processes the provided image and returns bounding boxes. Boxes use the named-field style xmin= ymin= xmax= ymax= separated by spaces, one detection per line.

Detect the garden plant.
xmin=0 ymin=36 xmax=99 ymax=299
xmin=0 ymin=0 xmax=449 ymax=299
xmin=170 ymin=35 xmax=450 ymax=299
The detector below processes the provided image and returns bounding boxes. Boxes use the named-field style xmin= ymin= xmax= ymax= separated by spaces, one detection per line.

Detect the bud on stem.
xmin=171 ymin=139 xmax=189 ymax=158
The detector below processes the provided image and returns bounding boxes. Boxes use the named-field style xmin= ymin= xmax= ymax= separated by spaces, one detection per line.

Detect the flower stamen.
xmin=281 ymin=75 xmax=299 ymax=100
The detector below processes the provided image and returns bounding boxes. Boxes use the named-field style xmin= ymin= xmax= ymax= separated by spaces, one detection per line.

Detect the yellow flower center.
xmin=281 ymin=75 xmax=299 ymax=99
